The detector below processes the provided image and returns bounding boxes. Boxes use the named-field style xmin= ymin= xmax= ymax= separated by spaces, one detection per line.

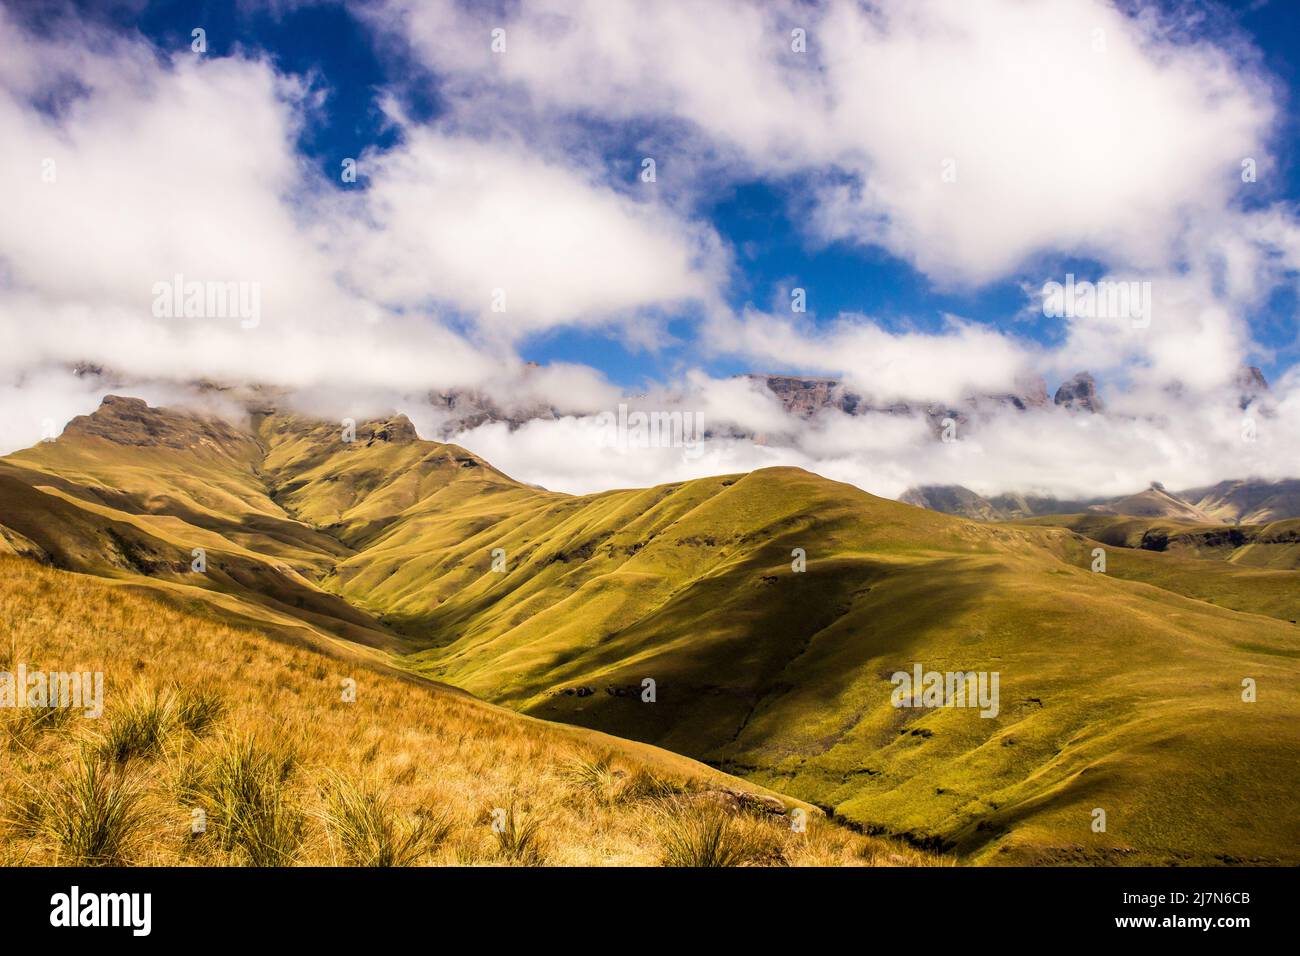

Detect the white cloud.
xmin=810 ymin=0 xmax=1275 ymax=286
xmin=0 ymin=7 xmax=720 ymax=409
xmin=447 ymin=371 xmax=1300 ymax=502
xmin=372 ymin=0 xmax=1296 ymax=399
xmin=708 ymin=307 xmax=1037 ymax=404
xmin=1044 ymin=272 xmax=1251 ymax=391
xmin=334 ymin=124 xmax=724 ymax=338
xmin=374 ymin=0 xmax=1279 ymax=284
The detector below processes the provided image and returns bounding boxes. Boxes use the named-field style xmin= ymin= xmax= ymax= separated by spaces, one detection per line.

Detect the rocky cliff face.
xmin=1180 ymin=478 xmax=1300 ymax=524
xmin=745 ymin=373 xmax=1050 ymax=420
xmin=1085 ymin=483 xmax=1216 ymax=522
xmin=427 ymin=388 xmax=558 ymax=435
xmin=1235 ymin=366 xmax=1271 ymax=410
xmin=1053 ymin=371 xmax=1104 ymax=413
xmin=747 ymin=375 xmax=854 ymax=417
xmin=979 ymin=376 xmax=1052 ymax=411
xmin=60 ymin=361 xmax=1274 ymax=452
xmin=899 ymin=485 xmax=1006 ymax=521
xmin=61 ymin=395 xmax=254 ymax=453
xmin=900 ymin=477 xmax=1300 ymax=524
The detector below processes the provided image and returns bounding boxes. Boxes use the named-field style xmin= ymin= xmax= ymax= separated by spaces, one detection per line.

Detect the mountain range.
xmin=1 ymin=394 xmax=1296 ymax=864
xmin=902 ymin=478 xmax=1300 ymax=525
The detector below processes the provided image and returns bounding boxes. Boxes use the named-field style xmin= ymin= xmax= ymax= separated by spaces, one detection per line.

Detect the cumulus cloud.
xmin=374 ymin=0 xmax=1279 ymax=280
xmin=334 ymin=123 xmax=725 ymax=338
xmin=708 ymin=307 xmax=1038 ymax=404
xmin=809 ymin=0 xmax=1275 ymax=285
xmin=372 ymin=0 xmax=1297 ymax=394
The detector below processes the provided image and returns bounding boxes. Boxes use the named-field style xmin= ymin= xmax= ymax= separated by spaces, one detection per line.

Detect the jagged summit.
xmin=1053 ymin=371 xmax=1103 ymax=413
xmin=66 ymin=393 xmax=425 ymax=451
xmin=742 ymin=372 xmax=1051 ymax=419
xmin=56 ymin=362 xmax=1273 ymax=451
xmin=1236 ymin=365 xmax=1271 ymax=410
xmin=62 ymin=395 xmax=253 ymax=452
xmin=358 ymin=414 xmax=419 ymax=445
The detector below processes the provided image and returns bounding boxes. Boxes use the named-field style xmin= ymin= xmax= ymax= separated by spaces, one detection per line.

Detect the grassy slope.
xmin=1017 ymin=512 xmax=1300 ymax=567
xmin=1182 ymin=479 xmax=1300 ymax=524
xmin=0 ymin=399 xmax=413 ymax=656
xmin=1014 ymin=514 xmax=1300 ymax=623
xmin=3 ymin=397 xmax=1298 ymax=865
xmin=1 ymin=556 xmax=928 ymax=866
xmin=351 ymin=466 xmax=1298 ymax=864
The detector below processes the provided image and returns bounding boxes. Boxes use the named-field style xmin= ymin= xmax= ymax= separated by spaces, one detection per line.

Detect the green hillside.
xmin=1017 ymin=512 xmax=1300 ymax=568
xmin=2 ymin=396 xmax=1297 ymax=865
xmin=3 ymin=555 xmax=915 ymax=867
xmin=1012 ymin=514 xmax=1300 ymax=623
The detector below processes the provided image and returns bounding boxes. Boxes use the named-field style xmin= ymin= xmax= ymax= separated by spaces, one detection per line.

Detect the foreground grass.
xmin=0 ymin=557 xmax=934 ymax=866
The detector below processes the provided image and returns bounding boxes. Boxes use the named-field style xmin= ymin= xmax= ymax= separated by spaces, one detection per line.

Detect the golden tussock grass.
xmin=0 ymin=556 xmax=939 ymax=867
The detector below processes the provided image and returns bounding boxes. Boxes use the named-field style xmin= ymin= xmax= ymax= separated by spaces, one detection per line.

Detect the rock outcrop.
xmin=1053 ymin=372 xmax=1104 ymax=413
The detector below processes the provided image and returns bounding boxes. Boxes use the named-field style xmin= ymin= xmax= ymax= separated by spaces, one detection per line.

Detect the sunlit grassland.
xmin=3 ymin=397 xmax=1297 ymax=866
xmin=0 ymin=557 xmax=935 ymax=867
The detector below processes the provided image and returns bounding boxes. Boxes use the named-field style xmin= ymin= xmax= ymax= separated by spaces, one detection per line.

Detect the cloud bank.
xmin=1 ymin=0 xmax=1298 ymax=502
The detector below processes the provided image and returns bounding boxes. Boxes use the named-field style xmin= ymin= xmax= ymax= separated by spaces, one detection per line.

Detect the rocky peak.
xmin=427 ymin=388 xmax=557 ymax=435
xmin=362 ymin=415 xmax=418 ymax=445
xmin=900 ymin=485 xmax=1005 ymax=521
xmin=748 ymin=372 xmax=1051 ymax=420
xmin=1053 ymin=372 xmax=1104 ymax=413
xmin=62 ymin=395 xmax=252 ymax=452
xmin=971 ymin=375 xmax=1050 ymax=412
xmin=1234 ymin=366 xmax=1270 ymax=411
xmin=748 ymin=375 xmax=854 ymax=417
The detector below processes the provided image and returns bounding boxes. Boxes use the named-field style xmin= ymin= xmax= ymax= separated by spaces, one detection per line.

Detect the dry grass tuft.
xmin=0 ymin=556 xmax=939 ymax=867
xmin=39 ymin=748 xmax=148 ymax=865
xmin=186 ymin=734 xmax=304 ymax=866
xmin=491 ymin=799 xmax=547 ymax=865
xmin=99 ymin=685 xmax=179 ymax=763
xmin=319 ymin=771 xmax=449 ymax=866
xmin=176 ymin=684 xmax=225 ymax=736
xmin=653 ymin=800 xmax=784 ymax=867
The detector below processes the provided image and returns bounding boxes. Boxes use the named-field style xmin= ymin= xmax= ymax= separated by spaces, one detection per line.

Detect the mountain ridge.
xmin=2 ymin=395 xmax=1297 ymax=864
xmin=902 ymin=477 xmax=1300 ymax=525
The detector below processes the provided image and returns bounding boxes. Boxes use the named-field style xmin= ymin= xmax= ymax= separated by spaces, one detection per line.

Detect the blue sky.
xmin=16 ymin=0 xmax=1297 ymax=390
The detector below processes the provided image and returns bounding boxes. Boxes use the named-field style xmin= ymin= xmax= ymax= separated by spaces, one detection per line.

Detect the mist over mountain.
xmin=3 ymin=393 xmax=1297 ymax=864
xmin=14 ymin=359 xmax=1292 ymax=510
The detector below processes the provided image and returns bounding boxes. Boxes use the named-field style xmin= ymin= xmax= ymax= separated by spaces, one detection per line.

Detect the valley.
xmin=2 ymin=394 xmax=1297 ymax=865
